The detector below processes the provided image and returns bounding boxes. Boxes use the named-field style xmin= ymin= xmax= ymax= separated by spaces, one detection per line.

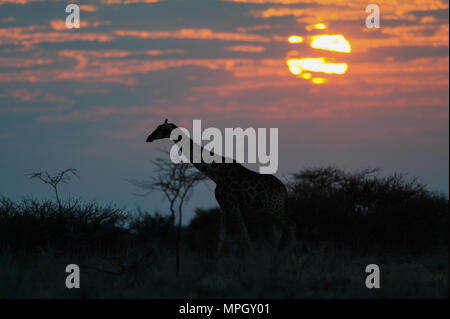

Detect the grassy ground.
xmin=1 ymin=242 xmax=447 ymax=298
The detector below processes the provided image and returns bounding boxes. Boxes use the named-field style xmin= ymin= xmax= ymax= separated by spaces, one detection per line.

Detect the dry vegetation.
xmin=0 ymin=167 xmax=448 ymax=298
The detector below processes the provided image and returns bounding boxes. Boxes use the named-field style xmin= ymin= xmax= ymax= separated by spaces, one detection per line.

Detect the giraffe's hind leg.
xmin=268 ymin=218 xmax=297 ymax=274
xmin=268 ymin=223 xmax=286 ymax=274
xmin=278 ymin=221 xmax=312 ymax=276
xmin=216 ymin=208 xmax=226 ymax=258
xmin=216 ymin=206 xmax=253 ymax=257
xmin=284 ymin=221 xmax=297 ymax=251
xmin=233 ymin=207 xmax=253 ymax=253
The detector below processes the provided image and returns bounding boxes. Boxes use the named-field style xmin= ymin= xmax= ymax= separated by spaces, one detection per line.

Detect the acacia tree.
xmin=26 ymin=168 xmax=78 ymax=212
xmin=128 ymin=155 xmax=206 ymax=277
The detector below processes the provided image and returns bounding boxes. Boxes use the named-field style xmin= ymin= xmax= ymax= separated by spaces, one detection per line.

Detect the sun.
xmin=287 ymin=27 xmax=351 ymax=84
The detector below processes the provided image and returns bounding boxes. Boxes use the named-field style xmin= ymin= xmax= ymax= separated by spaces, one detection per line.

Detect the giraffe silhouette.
xmin=146 ymin=119 xmax=296 ymax=256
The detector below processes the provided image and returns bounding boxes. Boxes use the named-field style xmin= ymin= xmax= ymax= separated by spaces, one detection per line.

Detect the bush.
xmin=128 ymin=208 xmax=175 ymax=248
xmin=0 ymin=196 xmax=130 ymax=254
xmin=1 ymin=167 xmax=447 ymax=257
xmin=186 ymin=167 xmax=448 ymax=254
xmin=287 ymin=167 xmax=449 ymax=252
xmin=187 ymin=208 xmax=220 ymax=255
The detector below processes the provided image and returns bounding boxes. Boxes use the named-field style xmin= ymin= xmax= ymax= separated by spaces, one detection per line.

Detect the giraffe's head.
xmin=146 ymin=119 xmax=177 ymax=142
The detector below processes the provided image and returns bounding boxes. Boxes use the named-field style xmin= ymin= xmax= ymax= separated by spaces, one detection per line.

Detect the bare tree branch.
xmin=26 ymin=168 xmax=78 ymax=212
xmin=128 ymin=152 xmax=207 ymax=276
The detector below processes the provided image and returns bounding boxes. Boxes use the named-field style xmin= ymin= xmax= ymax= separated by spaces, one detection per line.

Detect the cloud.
xmin=228 ymin=0 xmax=448 ymax=12
xmin=0 ymin=0 xmax=159 ymax=4
xmin=100 ymin=0 xmax=160 ymax=3
xmin=224 ymin=0 xmax=307 ymax=3
xmin=145 ymin=49 xmax=184 ymax=56
xmin=1 ymin=17 xmax=15 ymax=23
xmin=355 ymin=24 xmax=449 ymax=49
xmin=421 ymin=16 xmax=439 ymax=24
xmin=0 ymin=0 xmax=46 ymax=4
xmin=10 ymin=89 xmax=41 ymax=102
xmin=0 ymin=106 xmax=66 ymax=113
xmin=1 ymin=89 xmax=73 ymax=104
xmin=38 ymin=105 xmax=171 ymax=122
xmin=226 ymin=45 xmax=266 ymax=52
xmin=79 ymin=4 xmax=99 ymax=12
xmin=75 ymin=88 xmax=112 ymax=95
xmin=43 ymin=94 xmax=73 ymax=104
xmin=235 ymin=24 xmax=272 ymax=32
xmin=0 ymin=26 xmax=114 ymax=47
xmin=0 ymin=54 xmax=262 ymax=84
xmin=49 ymin=19 xmax=111 ymax=31
xmin=58 ymin=49 xmax=133 ymax=59
xmin=0 ymin=57 xmax=53 ymax=67
xmin=248 ymin=0 xmax=449 ymax=24
xmin=115 ymin=28 xmax=271 ymax=42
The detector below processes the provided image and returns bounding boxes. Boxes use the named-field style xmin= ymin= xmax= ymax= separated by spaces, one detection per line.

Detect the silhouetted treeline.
xmin=287 ymin=167 xmax=448 ymax=252
xmin=0 ymin=198 xmax=175 ymax=254
xmin=189 ymin=167 xmax=449 ymax=254
xmin=0 ymin=167 xmax=448 ymax=256
xmin=0 ymin=198 xmax=128 ymax=253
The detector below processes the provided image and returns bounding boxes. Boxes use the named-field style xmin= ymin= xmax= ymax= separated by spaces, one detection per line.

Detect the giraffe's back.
xmin=214 ymin=163 xmax=288 ymax=220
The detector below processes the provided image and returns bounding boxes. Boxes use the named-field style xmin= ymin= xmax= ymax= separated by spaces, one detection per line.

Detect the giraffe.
xmin=146 ymin=119 xmax=296 ymax=256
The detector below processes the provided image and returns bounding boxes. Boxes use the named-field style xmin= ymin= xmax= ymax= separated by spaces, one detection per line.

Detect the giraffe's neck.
xmin=172 ymin=128 xmax=234 ymax=183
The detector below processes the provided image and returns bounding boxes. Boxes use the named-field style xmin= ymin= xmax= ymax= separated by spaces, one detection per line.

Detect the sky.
xmin=0 ymin=0 xmax=448 ymax=222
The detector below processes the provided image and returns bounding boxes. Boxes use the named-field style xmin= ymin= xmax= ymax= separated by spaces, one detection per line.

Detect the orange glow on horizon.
xmin=309 ymin=34 xmax=351 ymax=53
